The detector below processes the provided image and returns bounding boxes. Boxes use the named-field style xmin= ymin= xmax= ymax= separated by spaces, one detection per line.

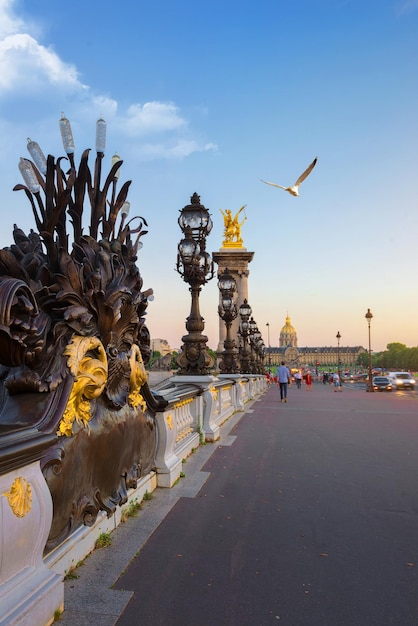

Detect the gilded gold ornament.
xmin=2 ymin=477 xmax=32 ymax=518
xmin=58 ymin=336 xmax=108 ymax=437
xmin=209 ymin=385 xmax=218 ymax=399
xmin=128 ymin=344 xmax=147 ymax=411
xmin=220 ymin=206 xmax=246 ymax=248
xmin=173 ymin=398 xmax=193 ymax=409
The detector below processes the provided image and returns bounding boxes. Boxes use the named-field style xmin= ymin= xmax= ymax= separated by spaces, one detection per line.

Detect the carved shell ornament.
xmin=2 ymin=477 xmax=32 ymax=518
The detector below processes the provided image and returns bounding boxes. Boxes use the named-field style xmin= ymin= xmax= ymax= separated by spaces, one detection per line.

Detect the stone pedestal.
xmin=0 ymin=461 xmax=63 ymax=626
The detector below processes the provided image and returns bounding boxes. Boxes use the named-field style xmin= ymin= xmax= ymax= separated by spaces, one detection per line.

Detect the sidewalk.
xmin=60 ymin=382 xmax=418 ymax=625
xmin=59 ymin=391 xmax=251 ymax=626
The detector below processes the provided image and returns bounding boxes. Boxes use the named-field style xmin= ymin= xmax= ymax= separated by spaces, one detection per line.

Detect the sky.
xmin=0 ymin=0 xmax=417 ymax=353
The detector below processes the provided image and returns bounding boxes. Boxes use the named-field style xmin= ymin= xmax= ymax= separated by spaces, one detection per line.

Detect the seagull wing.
xmin=260 ymin=179 xmax=287 ymax=190
xmin=294 ymin=157 xmax=318 ymax=187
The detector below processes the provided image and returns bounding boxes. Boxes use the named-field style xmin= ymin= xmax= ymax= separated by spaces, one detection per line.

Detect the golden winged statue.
xmin=220 ymin=205 xmax=247 ymax=248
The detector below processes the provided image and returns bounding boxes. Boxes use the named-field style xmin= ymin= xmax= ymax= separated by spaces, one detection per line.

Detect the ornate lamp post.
xmin=248 ymin=317 xmax=258 ymax=373
xmin=365 ymin=308 xmax=374 ymax=392
xmin=176 ymin=193 xmax=215 ymax=375
xmin=218 ymin=268 xmax=239 ymax=374
xmin=256 ymin=338 xmax=265 ymax=373
xmin=266 ymin=322 xmax=271 ymax=372
xmin=238 ymin=299 xmax=252 ymax=373
xmin=260 ymin=341 xmax=266 ymax=373
xmin=336 ymin=331 xmax=341 ymax=381
xmin=251 ymin=326 xmax=262 ymax=373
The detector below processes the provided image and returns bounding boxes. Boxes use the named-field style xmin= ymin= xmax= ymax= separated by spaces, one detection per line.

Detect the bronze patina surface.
xmin=0 ymin=121 xmax=167 ymax=549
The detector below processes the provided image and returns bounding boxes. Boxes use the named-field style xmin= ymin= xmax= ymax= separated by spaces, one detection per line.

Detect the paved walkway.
xmin=61 ymin=382 xmax=418 ymax=625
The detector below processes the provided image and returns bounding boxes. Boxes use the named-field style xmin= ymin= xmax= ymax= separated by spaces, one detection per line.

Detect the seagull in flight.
xmin=260 ymin=157 xmax=318 ymax=196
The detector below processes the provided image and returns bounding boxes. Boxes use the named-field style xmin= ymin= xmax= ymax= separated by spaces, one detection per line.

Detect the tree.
xmin=170 ymin=351 xmax=179 ymax=370
xmin=207 ymin=348 xmax=217 ymax=370
xmin=386 ymin=343 xmax=407 ymax=370
xmin=356 ymin=352 xmax=369 ymax=367
xmin=146 ymin=350 xmax=161 ymax=369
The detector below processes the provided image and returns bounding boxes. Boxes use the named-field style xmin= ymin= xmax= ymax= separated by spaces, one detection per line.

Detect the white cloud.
xmin=140 ymin=139 xmax=218 ymax=160
xmin=124 ymin=102 xmax=186 ymax=135
xmin=0 ymin=0 xmax=25 ymax=38
xmin=396 ymin=0 xmax=418 ymax=15
xmin=0 ymin=33 xmax=85 ymax=92
xmin=0 ymin=0 xmax=217 ymax=161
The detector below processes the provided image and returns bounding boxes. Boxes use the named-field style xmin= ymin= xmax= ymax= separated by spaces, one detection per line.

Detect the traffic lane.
xmin=345 ymin=382 xmax=418 ymax=398
xmin=116 ymin=386 xmax=418 ymax=626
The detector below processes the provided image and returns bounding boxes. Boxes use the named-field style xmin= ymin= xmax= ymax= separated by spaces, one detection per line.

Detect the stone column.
xmin=212 ymin=248 xmax=254 ymax=355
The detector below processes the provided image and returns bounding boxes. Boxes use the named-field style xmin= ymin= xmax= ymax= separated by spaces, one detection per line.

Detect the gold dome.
xmin=281 ymin=314 xmax=295 ymax=334
xmin=279 ymin=313 xmax=297 ymax=348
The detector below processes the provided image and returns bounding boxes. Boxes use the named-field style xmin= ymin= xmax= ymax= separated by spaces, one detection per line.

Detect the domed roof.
xmin=281 ymin=314 xmax=295 ymax=334
xmin=279 ymin=313 xmax=297 ymax=347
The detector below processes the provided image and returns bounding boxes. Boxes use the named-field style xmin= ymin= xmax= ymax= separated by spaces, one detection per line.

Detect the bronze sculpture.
xmin=220 ymin=205 xmax=247 ymax=247
xmin=0 ymin=117 xmax=167 ymax=549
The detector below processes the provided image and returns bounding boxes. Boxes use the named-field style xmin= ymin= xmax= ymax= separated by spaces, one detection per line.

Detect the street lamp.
xmin=218 ymin=268 xmax=239 ymax=374
xmin=336 ymin=331 xmax=341 ymax=382
xmin=176 ymin=193 xmax=215 ymax=375
xmin=252 ymin=326 xmax=262 ymax=373
xmin=238 ymin=299 xmax=252 ymax=373
xmin=266 ymin=322 xmax=271 ymax=372
xmin=257 ymin=340 xmax=266 ymax=374
xmin=248 ymin=317 xmax=259 ymax=373
xmin=365 ymin=308 xmax=374 ymax=392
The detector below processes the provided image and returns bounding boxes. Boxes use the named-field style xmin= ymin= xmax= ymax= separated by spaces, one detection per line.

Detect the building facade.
xmin=266 ymin=314 xmax=366 ymax=371
xmin=151 ymin=338 xmax=172 ymax=356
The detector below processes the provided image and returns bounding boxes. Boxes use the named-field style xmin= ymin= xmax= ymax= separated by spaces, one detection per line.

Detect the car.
xmin=386 ymin=372 xmax=416 ymax=390
xmin=372 ymin=376 xmax=392 ymax=392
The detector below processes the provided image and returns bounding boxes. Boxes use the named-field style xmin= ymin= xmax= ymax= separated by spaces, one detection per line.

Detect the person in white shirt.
xmin=333 ymin=372 xmax=342 ymax=392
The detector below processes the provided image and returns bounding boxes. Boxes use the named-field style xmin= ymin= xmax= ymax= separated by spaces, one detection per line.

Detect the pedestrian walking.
xmin=333 ymin=372 xmax=342 ymax=392
xmin=294 ymin=371 xmax=302 ymax=389
xmin=277 ymin=361 xmax=291 ymax=402
xmin=305 ymin=370 xmax=313 ymax=391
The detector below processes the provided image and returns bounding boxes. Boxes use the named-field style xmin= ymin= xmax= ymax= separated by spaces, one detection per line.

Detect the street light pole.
xmin=175 ymin=193 xmax=215 ymax=375
xmin=218 ymin=268 xmax=239 ymax=374
xmin=238 ymin=299 xmax=252 ymax=374
xmin=266 ymin=322 xmax=271 ymax=372
xmin=336 ymin=331 xmax=341 ymax=382
xmin=365 ymin=308 xmax=374 ymax=392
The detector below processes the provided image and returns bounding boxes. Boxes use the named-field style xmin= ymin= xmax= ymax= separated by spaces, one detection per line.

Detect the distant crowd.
xmin=266 ymin=369 xmax=343 ymax=391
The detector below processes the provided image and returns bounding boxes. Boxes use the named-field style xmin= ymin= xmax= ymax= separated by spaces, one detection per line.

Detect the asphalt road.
xmin=113 ymin=382 xmax=418 ymax=626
